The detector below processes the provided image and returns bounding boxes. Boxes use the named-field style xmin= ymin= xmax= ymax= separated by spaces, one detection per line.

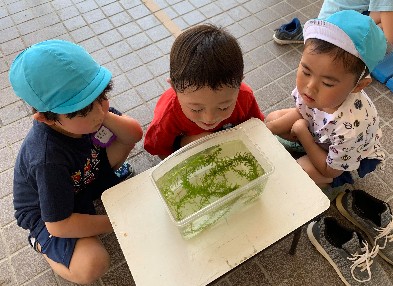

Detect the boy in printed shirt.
xmin=266 ymin=10 xmax=387 ymax=188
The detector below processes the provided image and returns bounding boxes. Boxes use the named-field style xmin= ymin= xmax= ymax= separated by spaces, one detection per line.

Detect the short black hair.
xmin=305 ymin=39 xmax=368 ymax=83
xmin=33 ymin=81 xmax=113 ymax=121
xmin=170 ymin=24 xmax=243 ymax=93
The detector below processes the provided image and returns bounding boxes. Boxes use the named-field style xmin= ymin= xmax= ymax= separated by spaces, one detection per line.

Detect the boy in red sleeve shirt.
xmin=144 ymin=24 xmax=264 ymax=159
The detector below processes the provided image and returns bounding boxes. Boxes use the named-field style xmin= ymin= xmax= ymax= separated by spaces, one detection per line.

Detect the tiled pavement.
xmin=1 ymin=0 xmax=393 ymax=285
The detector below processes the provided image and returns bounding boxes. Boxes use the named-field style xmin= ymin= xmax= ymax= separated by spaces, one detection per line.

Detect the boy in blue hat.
xmin=267 ymin=11 xmax=393 ymax=284
xmin=9 ymin=40 xmax=143 ymax=284
xmin=266 ymin=10 xmax=386 ymax=189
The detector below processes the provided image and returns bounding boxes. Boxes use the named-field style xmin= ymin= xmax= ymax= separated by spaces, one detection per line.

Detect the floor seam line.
xmin=142 ymin=0 xmax=182 ymax=37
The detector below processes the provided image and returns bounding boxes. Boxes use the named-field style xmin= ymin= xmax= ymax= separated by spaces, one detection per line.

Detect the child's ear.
xmin=167 ymin=78 xmax=175 ymax=89
xmin=167 ymin=78 xmax=178 ymax=93
xmin=352 ymin=77 xmax=372 ymax=93
xmin=32 ymin=112 xmax=56 ymax=125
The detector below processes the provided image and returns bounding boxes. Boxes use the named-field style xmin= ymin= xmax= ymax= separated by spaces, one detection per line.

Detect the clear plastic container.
xmin=150 ymin=126 xmax=274 ymax=239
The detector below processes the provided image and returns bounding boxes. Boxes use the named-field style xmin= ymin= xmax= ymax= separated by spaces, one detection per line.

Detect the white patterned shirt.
xmin=293 ymin=88 xmax=385 ymax=171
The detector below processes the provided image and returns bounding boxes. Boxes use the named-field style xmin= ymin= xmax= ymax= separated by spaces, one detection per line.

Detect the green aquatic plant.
xmin=156 ymin=141 xmax=265 ymax=222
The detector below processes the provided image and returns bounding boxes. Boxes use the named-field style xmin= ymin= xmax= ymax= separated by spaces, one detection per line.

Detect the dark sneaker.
xmin=336 ymin=189 xmax=393 ymax=265
xmin=273 ymin=18 xmax=304 ymax=45
xmin=115 ymin=162 xmax=135 ymax=181
xmin=307 ymin=217 xmax=391 ymax=285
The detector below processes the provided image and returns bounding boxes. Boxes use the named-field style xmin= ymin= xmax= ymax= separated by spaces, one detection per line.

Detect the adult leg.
xmin=379 ymin=12 xmax=393 ymax=44
xmin=369 ymin=11 xmax=393 ymax=44
xmin=369 ymin=11 xmax=381 ymax=25
xmin=40 ymin=236 xmax=110 ymax=284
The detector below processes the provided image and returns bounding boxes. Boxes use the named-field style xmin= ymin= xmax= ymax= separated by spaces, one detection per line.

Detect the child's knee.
xmin=265 ymin=111 xmax=278 ymax=123
xmin=82 ymin=259 xmax=110 ymax=284
xmin=297 ymin=156 xmax=333 ymax=186
xmin=87 ymin=249 xmax=110 ymax=275
xmin=67 ymin=238 xmax=110 ymax=284
xmin=265 ymin=108 xmax=294 ymax=122
xmin=71 ymin=248 xmax=110 ymax=284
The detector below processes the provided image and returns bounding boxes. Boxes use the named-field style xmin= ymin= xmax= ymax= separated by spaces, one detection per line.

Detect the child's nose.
xmin=203 ymin=110 xmax=217 ymax=123
xmin=306 ymin=79 xmax=318 ymax=93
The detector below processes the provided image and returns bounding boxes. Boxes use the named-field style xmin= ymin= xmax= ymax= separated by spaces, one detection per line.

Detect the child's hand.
xmin=291 ymin=119 xmax=309 ymax=138
xmin=101 ymin=105 xmax=143 ymax=169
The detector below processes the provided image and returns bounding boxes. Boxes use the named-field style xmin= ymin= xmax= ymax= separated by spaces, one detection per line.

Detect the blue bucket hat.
xmin=303 ymin=10 xmax=387 ymax=72
xmin=9 ymin=39 xmax=112 ymax=114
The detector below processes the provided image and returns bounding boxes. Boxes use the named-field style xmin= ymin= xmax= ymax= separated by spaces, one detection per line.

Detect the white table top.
xmin=102 ymin=118 xmax=330 ymax=286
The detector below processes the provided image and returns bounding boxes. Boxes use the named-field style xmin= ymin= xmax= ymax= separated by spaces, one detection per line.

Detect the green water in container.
xmin=155 ymin=140 xmax=265 ymax=224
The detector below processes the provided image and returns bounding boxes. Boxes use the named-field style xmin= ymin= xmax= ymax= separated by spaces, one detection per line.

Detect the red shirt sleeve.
xmin=247 ymin=94 xmax=265 ymax=121
xmin=144 ymin=89 xmax=182 ymax=157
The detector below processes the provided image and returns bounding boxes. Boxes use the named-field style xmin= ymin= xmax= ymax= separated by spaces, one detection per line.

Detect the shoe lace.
xmin=375 ymin=214 xmax=393 ymax=249
xmin=348 ymin=241 xmax=379 ymax=283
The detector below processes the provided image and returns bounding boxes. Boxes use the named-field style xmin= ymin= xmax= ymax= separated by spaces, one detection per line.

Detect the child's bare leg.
xmin=41 ymin=236 xmax=110 ymax=284
xmin=265 ymin=108 xmax=294 ymax=122
xmin=265 ymin=108 xmax=302 ymax=139
xmin=297 ymin=155 xmax=333 ymax=188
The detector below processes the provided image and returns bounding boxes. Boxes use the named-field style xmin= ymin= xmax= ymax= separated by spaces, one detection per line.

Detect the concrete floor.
xmin=0 ymin=0 xmax=392 ymax=285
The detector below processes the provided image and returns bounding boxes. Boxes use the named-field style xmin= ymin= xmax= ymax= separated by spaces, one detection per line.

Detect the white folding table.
xmin=102 ymin=118 xmax=330 ymax=286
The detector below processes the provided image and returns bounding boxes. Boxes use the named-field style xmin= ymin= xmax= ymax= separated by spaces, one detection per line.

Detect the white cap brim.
xmin=303 ymin=20 xmax=360 ymax=60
